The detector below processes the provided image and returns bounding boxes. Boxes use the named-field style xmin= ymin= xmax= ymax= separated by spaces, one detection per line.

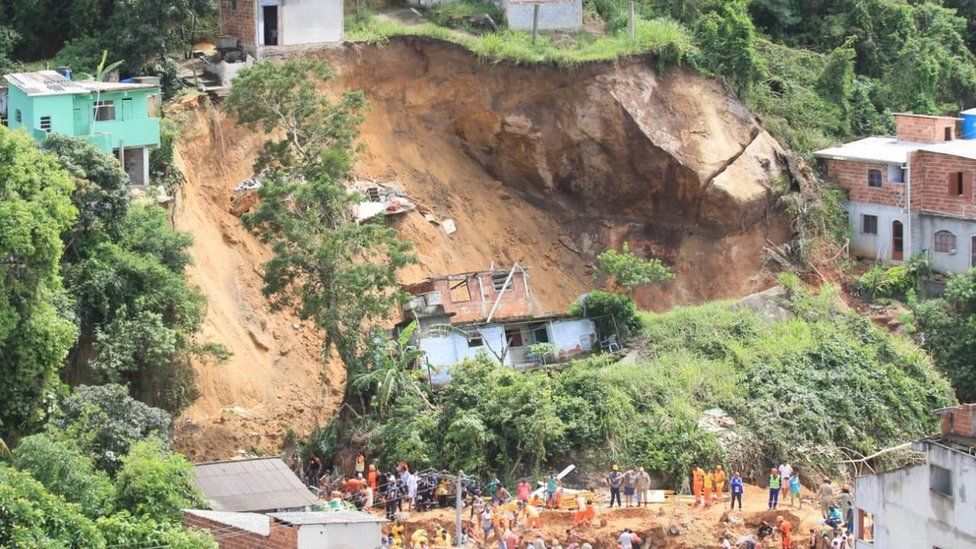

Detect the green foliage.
xmin=0 ymin=127 xmax=78 ymax=441
xmin=113 ymin=438 xmax=205 ymax=522
xmin=692 ymin=1 xmax=764 ymax=94
xmin=57 ymin=384 xmax=171 ymax=474
xmin=569 ymin=290 xmax=643 ymax=341
xmin=0 ymin=463 xmax=105 ymax=548
xmin=152 ymin=118 xmax=185 ymax=191
xmin=13 ymin=433 xmax=114 ymax=518
xmin=0 ymin=25 xmax=18 ymax=73
xmin=95 ymin=512 xmax=216 ymax=548
xmin=352 ymin=322 xmax=428 ymax=417
xmin=912 ymin=267 xmax=976 ymax=401
xmin=857 ymin=255 xmax=931 ymax=301
xmin=595 ymin=242 xmax=674 ymax=294
xmin=427 ymin=0 xmax=505 ymax=32
xmin=226 ymin=59 xmax=415 ymax=371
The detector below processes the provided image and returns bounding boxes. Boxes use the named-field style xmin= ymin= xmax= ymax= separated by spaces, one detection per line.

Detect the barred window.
xmin=934 ymin=230 xmax=956 ymax=253
xmin=867 ymin=169 xmax=883 ymax=188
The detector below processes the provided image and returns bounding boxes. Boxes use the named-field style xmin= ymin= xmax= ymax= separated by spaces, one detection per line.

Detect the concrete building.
xmin=815 ymin=112 xmax=976 ymax=275
xmin=218 ymin=0 xmax=344 ymax=59
xmin=192 ymin=457 xmax=318 ymax=513
xmin=184 ymin=509 xmax=386 ymax=549
xmin=854 ymin=403 xmax=976 ymax=549
xmin=399 ymin=265 xmax=601 ymax=384
xmin=3 ymin=70 xmax=161 ymax=186
xmin=503 ymin=0 xmax=583 ymax=32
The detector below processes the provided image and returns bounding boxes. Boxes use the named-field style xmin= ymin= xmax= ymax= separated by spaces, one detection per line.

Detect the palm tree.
xmin=351 ymin=321 xmax=429 ymax=417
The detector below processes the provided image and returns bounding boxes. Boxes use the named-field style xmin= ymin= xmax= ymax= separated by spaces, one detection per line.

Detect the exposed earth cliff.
xmin=172 ymin=36 xmax=811 ymax=459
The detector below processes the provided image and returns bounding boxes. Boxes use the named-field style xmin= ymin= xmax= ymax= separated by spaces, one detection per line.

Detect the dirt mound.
xmin=170 ymin=37 xmax=811 ymax=459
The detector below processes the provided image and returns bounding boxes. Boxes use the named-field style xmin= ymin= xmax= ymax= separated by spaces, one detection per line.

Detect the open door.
xmin=892 ymin=220 xmax=904 ymax=261
xmin=262 ymin=5 xmax=279 ymax=46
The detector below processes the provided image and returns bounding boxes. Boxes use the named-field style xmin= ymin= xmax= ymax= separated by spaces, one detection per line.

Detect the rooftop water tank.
xmin=961 ymin=108 xmax=976 ymax=139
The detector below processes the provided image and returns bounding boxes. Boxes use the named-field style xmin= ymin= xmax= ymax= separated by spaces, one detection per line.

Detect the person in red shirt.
xmin=516 ymin=478 xmax=531 ymax=502
xmin=777 ymin=515 xmax=792 ymax=549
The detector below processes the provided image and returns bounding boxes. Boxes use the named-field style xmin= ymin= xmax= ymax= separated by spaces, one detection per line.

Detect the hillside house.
xmin=399 ymin=266 xmax=600 ymax=384
xmin=815 ymin=111 xmax=976 ymax=274
xmin=503 ymin=0 xmax=583 ymax=32
xmin=192 ymin=457 xmax=317 ymax=513
xmin=3 ymin=70 xmax=160 ymax=186
xmin=854 ymin=403 xmax=976 ymax=548
xmin=219 ymin=0 xmax=343 ymax=58
xmin=185 ymin=510 xmax=386 ymax=549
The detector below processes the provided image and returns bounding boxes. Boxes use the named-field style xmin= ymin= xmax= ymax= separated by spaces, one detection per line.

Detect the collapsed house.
xmin=398 ymin=265 xmax=603 ymax=384
xmin=854 ymin=403 xmax=976 ymax=548
xmin=349 ymin=180 xmax=417 ymax=223
xmin=815 ymin=111 xmax=976 ymax=274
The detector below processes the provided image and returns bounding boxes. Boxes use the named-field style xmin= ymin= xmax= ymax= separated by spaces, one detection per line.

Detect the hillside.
xmin=170 ymin=36 xmax=810 ymax=459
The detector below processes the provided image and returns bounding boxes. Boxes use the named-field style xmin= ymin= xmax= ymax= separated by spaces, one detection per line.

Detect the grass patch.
xmin=346 ymin=13 xmax=698 ymax=67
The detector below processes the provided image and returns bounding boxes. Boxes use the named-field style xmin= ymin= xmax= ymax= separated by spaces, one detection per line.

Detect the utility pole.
xmin=455 ymin=470 xmax=464 ymax=546
xmin=532 ymin=4 xmax=540 ymax=44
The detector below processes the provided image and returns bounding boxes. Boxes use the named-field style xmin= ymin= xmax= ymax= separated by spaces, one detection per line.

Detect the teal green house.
xmin=4 ymin=70 xmax=161 ymax=186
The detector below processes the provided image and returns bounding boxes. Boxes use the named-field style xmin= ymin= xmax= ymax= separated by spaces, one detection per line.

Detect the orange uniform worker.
xmin=573 ymin=500 xmax=597 ymax=527
xmin=367 ymin=464 xmax=378 ymax=490
xmin=525 ymin=502 xmax=542 ymax=529
xmin=692 ymin=466 xmax=705 ymax=505
xmin=713 ymin=466 xmax=727 ymax=504
xmin=702 ymin=470 xmax=714 ymax=507
xmin=777 ymin=515 xmax=792 ymax=548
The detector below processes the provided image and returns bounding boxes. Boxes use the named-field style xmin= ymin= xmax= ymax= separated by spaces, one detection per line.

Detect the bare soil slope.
xmin=172 ymin=37 xmax=810 ymax=459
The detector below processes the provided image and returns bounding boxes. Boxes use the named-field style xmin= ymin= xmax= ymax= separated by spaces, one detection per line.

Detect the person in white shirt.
xmin=618 ymin=529 xmax=634 ymax=549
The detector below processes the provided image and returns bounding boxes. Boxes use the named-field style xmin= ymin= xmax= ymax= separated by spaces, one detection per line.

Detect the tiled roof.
xmin=192 ymin=457 xmax=317 ymax=512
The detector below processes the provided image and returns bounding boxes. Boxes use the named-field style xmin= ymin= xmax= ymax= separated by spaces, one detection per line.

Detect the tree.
xmin=113 ymin=438 xmax=205 ymax=521
xmin=694 ymin=0 xmax=765 ymax=94
xmin=225 ymin=59 xmax=416 ymax=370
xmin=0 ymin=25 xmax=18 ymax=73
xmin=595 ymin=242 xmax=674 ymax=296
xmin=351 ymin=322 xmax=430 ymax=417
xmin=57 ymin=384 xmax=171 ymax=474
xmin=912 ymin=268 xmax=976 ymax=401
xmin=13 ymin=433 xmax=115 ymax=518
xmin=0 ymin=464 xmax=105 ymax=548
xmin=95 ymin=512 xmax=216 ymax=548
xmin=0 ymin=127 xmax=78 ymax=441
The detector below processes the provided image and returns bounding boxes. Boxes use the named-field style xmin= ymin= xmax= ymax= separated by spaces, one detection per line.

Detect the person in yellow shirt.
xmin=410 ymin=527 xmax=429 ymax=548
xmin=713 ymin=466 xmax=727 ymax=505
xmin=390 ymin=522 xmax=405 ymax=548
xmin=702 ymin=470 xmax=714 ymax=507
xmin=432 ymin=527 xmax=452 ymax=548
xmin=525 ymin=501 xmax=542 ymax=529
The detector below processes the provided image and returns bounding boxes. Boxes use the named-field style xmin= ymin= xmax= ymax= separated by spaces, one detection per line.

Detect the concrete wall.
xmin=917 ymin=213 xmax=976 ymax=274
xmin=504 ymin=0 xmax=582 ymax=31
xmin=844 ymin=202 xmax=907 ymax=261
xmin=281 ymin=0 xmax=344 ymax=45
xmin=297 ymin=522 xmax=383 ymax=549
xmin=855 ymin=444 xmax=976 ymax=548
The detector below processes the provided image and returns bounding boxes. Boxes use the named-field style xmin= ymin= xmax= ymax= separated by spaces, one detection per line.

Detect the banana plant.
xmin=351 ymin=321 xmax=429 ymax=417
xmin=75 ymin=50 xmax=125 ymax=82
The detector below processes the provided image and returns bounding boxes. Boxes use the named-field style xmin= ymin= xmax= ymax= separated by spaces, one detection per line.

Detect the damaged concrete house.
xmin=816 ymin=111 xmax=976 ymax=274
xmin=219 ymin=0 xmax=344 ymax=59
xmin=397 ymin=265 xmax=604 ymax=385
xmin=854 ymin=403 xmax=976 ymax=548
xmin=2 ymin=70 xmax=161 ymax=186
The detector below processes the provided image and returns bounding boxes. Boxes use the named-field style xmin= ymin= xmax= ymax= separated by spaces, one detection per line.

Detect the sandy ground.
xmin=388 ymin=484 xmax=827 ymax=549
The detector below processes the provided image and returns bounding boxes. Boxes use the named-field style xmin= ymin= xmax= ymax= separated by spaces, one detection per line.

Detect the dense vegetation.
xmin=312 ymin=276 xmax=953 ymax=486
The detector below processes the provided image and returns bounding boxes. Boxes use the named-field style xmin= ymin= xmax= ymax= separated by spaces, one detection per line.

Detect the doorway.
xmin=262 ymin=5 xmax=279 ymax=46
xmin=892 ymin=220 xmax=904 ymax=261
xmin=971 ymin=236 xmax=976 ymax=267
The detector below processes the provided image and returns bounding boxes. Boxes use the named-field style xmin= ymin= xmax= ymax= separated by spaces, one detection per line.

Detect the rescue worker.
xmin=692 ymin=465 xmax=705 ymax=506
xmin=713 ymin=466 xmax=727 ymax=505
xmin=817 ymin=477 xmax=834 ymax=517
xmin=777 ymin=515 xmax=792 ymax=549
xmin=729 ymin=471 xmax=744 ymax=511
xmin=432 ymin=527 xmax=452 ymax=548
xmin=703 ymin=469 xmax=714 ymax=507
xmin=607 ymin=465 xmax=623 ymax=508
xmin=636 ymin=467 xmax=651 ymax=507
xmin=525 ymin=500 xmax=542 ymax=529
xmin=572 ymin=499 xmax=597 ymax=527
xmin=355 ymin=453 xmax=366 ymax=476
xmin=768 ymin=468 xmax=782 ymax=510
xmin=368 ymin=463 xmax=379 ymax=490
xmin=410 ymin=526 xmax=429 ymax=548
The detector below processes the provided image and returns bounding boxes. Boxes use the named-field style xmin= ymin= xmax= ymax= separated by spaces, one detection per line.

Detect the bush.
xmin=857 ymin=255 xmax=932 ymax=301
xmin=570 ymin=290 xmax=643 ymax=341
xmin=95 ymin=511 xmax=216 ymax=548
xmin=113 ymin=439 xmax=205 ymax=522
xmin=13 ymin=433 xmax=114 ymax=518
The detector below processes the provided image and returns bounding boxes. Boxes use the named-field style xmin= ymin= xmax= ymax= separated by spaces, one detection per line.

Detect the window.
xmin=945 ymin=126 xmax=954 ymax=141
xmin=862 ymin=214 xmax=878 ymax=235
xmin=14 ymin=109 xmax=21 ymax=123
xmin=93 ymin=100 xmax=115 ymax=121
xmin=949 ymin=172 xmax=965 ymax=197
xmin=449 ymin=278 xmax=472 ymax=303
xmin=466 ymin=333 xmax=483 ymax=348
xmin=39 ymin=116 xmax=51 ymax=133
xmin=492 ymin=272 xmax=511 ymax=292
xmin=505 ymin=327 xmax=523 ymax=347
xmin=529 ymin=322 xmax=550 ymax=344
xmin=857 ymin=510 xmax=874 ymax=543
xmin=888 ymin=165 xmax=904 ymax=184
xmin=934 ymin=230 xmax=956 ymax=254
xmin=930 ymin=465 xmax=952 ymax=497
xmin=867 ymin=169 xmax=883 ymax=188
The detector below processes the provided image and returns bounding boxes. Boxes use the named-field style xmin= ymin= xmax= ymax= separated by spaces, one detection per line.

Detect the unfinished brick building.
xmin=815 ymin=111 xmax=976 ymax=274
xmin=219 ymin=0 xmax=343 ymax=58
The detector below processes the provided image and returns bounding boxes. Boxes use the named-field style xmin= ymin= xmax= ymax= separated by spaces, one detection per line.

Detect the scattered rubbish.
xmin=349 ymin=180 xmax=417 ymax=223
xmin=231 ymin=177 xmax=262 ymax=216
xmin=442 ymin=218 xmax=457 ymax=234
xmin=422 ymin=212 xmax=439 ymax=224
xmin=698 ymin=408 xmax=737 ymax=433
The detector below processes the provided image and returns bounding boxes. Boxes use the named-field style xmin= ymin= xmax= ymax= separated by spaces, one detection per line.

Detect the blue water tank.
xmin=961 ymin=108 xmax=976 ymax=139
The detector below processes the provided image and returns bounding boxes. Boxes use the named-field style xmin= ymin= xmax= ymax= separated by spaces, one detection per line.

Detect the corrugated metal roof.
xmin=4 ymin=70 xmax=158 ymax=97
xmin=269 ymin=511 xmax=388 ymax=525
xmin=192 ymin=457 xmax=318 ymax=512
xmin=918 ymin=139 xmax=976 ymax=161
xmin=184 ymin=509 xmax=271 ymax=535
xmin=814 ymin=136 xmax=926 ymax=164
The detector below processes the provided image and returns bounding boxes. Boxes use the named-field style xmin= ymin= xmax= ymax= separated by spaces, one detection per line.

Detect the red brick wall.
xmin=184 ymin=512 xmax=299 ymax=549
xmin=825 ymin=159 xmax=904 ymax=207
xmin=220 ymin=0 xmax=256 ymax=49
xmin=941 ymin=404 xmax=976 ymax=438
xmin=914 ymin=151 xmax=976 ymax=217
xmin=895 ymin=114 xmax=959 ymax=143
xmin=433 ymin=271 xmax=533 ymax=323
